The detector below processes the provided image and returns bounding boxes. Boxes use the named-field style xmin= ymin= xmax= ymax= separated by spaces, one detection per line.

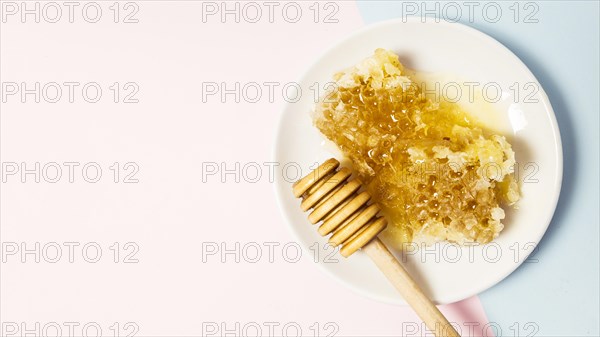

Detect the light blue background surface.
xmin=356 ymin=1 xmax=599 ymax=336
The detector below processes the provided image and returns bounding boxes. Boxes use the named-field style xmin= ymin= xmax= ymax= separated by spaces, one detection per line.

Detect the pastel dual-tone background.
xmin=1 ymin=1 xmax=598 ymax=336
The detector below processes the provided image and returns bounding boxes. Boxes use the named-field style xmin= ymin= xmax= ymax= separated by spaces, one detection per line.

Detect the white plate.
xmin=273 ymin=19 xmax=562 ymax=304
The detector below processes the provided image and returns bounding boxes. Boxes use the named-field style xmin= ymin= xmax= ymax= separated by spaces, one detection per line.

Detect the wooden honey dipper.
xmin=293 ymin=158 xmax=461 ymax=337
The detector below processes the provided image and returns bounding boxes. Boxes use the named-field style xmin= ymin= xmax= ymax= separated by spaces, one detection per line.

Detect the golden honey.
xmin=313 ymin=49 xmax=519 ymax=247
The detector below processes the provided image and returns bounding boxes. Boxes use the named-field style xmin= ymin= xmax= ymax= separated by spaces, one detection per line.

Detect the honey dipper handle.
xmin=362 ymin=239 xmax=461 ymax=337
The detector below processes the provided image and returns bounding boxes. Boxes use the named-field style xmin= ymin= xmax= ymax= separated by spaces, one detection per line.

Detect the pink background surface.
xmin=1 ymin=2 xmax=492 ymax=335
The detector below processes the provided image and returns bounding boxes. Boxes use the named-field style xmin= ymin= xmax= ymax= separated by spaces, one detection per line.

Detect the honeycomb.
xmin=313 ymin=49 xmax=520 ymax=247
